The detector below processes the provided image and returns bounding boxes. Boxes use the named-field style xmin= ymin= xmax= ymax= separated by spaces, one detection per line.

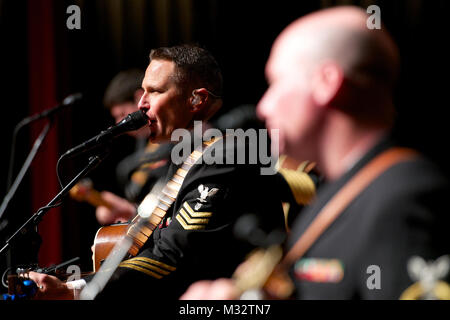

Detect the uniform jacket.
xmin=95 ymin=135 xmax=286 ymax=300
xmin=288 ymin=137 xmax=449 ymax=299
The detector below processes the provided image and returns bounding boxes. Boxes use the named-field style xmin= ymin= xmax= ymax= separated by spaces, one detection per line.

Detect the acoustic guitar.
xmin=69 ymin=178 xmax=112 ymax=209
xmin=71 ymin=136 xmax=223 ymax=273
xmin=69 ymin=179 xmax=130 ymax=271
xmin=70 ymin=156 xmax=316 ymax=272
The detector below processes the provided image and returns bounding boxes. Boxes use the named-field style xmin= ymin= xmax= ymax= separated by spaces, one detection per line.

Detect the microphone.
xmin=6 ymin=93 xmax=84 ymax=190
xmin=62 ymin=110 xmax=149 ymax=159
xmin=20 ymin=93 xmax=83 ymax=126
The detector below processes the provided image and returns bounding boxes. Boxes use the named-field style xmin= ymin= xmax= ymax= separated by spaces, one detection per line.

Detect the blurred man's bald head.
xmin=267 ymin=6 xmax=400 ymax=125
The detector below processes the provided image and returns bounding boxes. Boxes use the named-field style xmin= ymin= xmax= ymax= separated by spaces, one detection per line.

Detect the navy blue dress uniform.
xmin=93 ymin=135 xmax=315 ymax=300
xmin=117 ymin=142 xmax=174 ymax=204
xmin=287 ymin=137 xmax=450 ymax=299
xmin=126 ymin=160 xmax=170 ymax=203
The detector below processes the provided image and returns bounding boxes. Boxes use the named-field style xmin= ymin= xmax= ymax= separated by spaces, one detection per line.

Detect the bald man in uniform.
xmin=181 ymin=6 xmax=449 ymax=300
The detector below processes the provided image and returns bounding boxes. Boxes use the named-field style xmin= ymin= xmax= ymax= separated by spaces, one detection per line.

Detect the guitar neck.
xmin=84 ymin=190 xmax=112 ymax=208
xmin=125 ymin=137 xmax=220 ymax=256
xmin=69 ymin=181 xmax=112 ymax=209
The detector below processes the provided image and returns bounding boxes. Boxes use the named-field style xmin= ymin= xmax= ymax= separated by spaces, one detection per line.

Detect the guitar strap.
xmin=265 ymin=147 xmax=418 ymax=298
xmin=127 ymin=136 xmax=222 ymax=256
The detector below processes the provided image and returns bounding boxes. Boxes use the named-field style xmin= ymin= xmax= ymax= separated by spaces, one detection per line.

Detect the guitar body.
xmin=92 ymin=223 xmax=128 ymax=271
xmin=69 ymin=180 xmax=133 ymax=271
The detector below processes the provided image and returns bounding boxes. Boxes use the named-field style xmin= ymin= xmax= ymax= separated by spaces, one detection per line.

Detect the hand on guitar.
xmin=27 ymin=272 xmax=75 ymax=300
xmin=69 ymin=179 xmax=136 ymax=225
xmin=95 ymin=191 xmax=136 ymax=225
xmin=180 ymin=279 xmax=239 ymax=300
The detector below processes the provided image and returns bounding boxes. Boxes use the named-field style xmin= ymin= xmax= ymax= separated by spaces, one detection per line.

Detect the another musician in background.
xmin=181 ymin=6 xmax=450 ymax=300
xmin=103 ymin=69 xmax=147 ymax=141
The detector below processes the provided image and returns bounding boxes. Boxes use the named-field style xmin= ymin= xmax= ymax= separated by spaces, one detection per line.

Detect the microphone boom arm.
xmin=0 ymin=150 xmax=110 ymax=258
xmin=0 ymin=121 xmax=52 ymax=224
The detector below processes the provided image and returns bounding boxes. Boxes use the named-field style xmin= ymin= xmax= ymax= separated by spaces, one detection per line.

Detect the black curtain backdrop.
xmin=1 ymin=0 xmax=449 ymax=282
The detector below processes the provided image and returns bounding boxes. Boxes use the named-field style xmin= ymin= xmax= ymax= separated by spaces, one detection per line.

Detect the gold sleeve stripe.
xmin=176 ymin=214 xmax=206 ymax=230
xmin=130 ymin=257 xmax=176 ymax=271
xmin=279 ymin=168 xmax=316 ymax=205
xmin=179 ymin=208 xmax=210 ymax=224
xmin=183 ymin=202 xmax=212 ymax=217
xmin=118 ymin=262 xmax=163 ymax=279
xmin=120 ymin=259 xmax=171 ymax=275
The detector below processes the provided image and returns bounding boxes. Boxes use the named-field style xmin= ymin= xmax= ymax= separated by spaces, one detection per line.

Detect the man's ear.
xmin=189 ymin=88 xmax=209 ymax=112
xmin=134 ymin=88 xmax=144 ymax=104
xmin=311 ymin=62 xmax=344 ymax=107
xmin=190 ymin=88 xmax=222 ymax=121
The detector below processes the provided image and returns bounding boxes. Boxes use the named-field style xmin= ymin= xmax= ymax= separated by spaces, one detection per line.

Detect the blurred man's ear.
xmin=189 ymin=88 xmax=209 ymax=112
xmin=190 ymin=88 xmax=222 ymax=121
xmin=134 ymin=88 xmax=144 ymax=105
xmin=311 ymin=61 xmax=344 ymax=108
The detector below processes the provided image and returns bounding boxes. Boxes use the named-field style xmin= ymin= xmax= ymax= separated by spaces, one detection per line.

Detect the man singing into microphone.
xmin=29 ymin=44 xmax=309 ymax=300
xmin=95 ymin=69 xmax=173 ymax=225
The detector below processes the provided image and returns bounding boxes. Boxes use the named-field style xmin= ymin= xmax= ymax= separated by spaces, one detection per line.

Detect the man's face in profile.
xmin=138 ymin=59 xmax=194 ymax=143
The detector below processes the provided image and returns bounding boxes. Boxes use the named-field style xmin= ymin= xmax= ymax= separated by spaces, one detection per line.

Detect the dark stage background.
xmin=0 ymin=0 xmax=449 ymax=289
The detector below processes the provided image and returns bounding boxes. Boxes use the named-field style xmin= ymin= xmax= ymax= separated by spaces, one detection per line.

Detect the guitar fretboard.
xmin=126 ymin=137 xmax=220 ymax=256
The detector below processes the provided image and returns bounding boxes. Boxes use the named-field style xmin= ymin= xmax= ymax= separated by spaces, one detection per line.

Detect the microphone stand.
xmin=0 ymin=120 xmax=52 ymax=224
xmin=6 ymin=92 xmax=82 ymax=193
xmin=0 ymin=148 xmax=110 ymax=260
xmin=0 ymin=120 xmax=54 ymax=281
xmin=7 ymin=117 xmax=32 ymax=190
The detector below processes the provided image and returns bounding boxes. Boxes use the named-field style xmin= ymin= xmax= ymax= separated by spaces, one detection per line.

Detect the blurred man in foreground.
xmin=181 ymin=6 xmax=449 ymax=300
